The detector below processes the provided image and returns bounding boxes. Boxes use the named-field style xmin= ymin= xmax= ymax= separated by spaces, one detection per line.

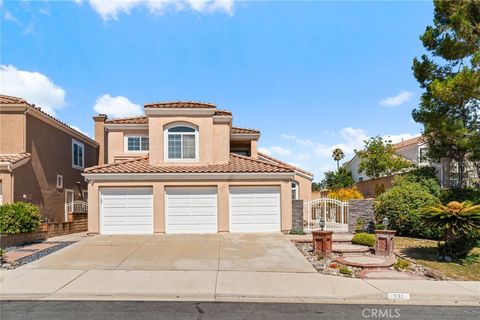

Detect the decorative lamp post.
xmin=318 ymin=218 xmax=325 ymax=231
xmin=382 ymin=217 xmax=389 ymax=230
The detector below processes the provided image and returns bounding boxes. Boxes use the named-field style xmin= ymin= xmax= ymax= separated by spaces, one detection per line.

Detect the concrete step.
xmin=332 ymin=243 xmax=370 ymax=255
xmin=336 ymin=255 xmax=396 ymax=270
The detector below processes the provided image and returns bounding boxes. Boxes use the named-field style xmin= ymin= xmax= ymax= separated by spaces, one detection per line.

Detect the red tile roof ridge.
xmin=144 ymin=101 xmax=217 ymax=108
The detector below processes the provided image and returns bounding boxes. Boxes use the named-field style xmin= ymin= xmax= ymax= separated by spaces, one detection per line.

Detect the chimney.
xmin=93 ymin=114 xmax=107 ymax=165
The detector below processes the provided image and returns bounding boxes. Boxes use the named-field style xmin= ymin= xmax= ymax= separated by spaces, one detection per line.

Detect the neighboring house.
xmin=83 ymin=101 xmax=313 ymax=235
xmin=345 ymin=136 xmax=437 ymax=182
xmin=0 ymin=95 xmax=98 ymax=222
xmin=345 ymin=135 xmax=479 ymax=189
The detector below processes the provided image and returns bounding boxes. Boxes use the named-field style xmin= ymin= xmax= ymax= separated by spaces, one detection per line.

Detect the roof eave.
xmin=83 ymin=172 xmax=294 ymax=181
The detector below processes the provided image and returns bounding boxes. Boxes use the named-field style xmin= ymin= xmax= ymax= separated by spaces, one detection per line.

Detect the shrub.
xmin=0 ymin=202 xmax=41 ymax=234
xmin=394 ymin=259 xmax=411 ymax=270
xmin=375 ymin=181 xmax=443 ymax=239
xmin=354 ymin=218 xmax=365 ymax=232
xmin=328 ymin=187 xmax=363 ymax=201
xmin=437 ymin=230 xmax=480 ymax=261
xmin=289 ymin=228 xmax=306 ymax=235
xmin=351 ymin=232 xmax=375 ymax=247
xmin=441 ymin=187 xmax=480 ymax=204
xmin=395 ymin=166 xmax=442 ymax=198
xmin=339 ymin=266 xmax=353 ymax=276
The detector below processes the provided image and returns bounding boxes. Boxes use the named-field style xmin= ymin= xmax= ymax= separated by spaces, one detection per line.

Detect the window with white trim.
xmin=125 ymin=136 xmax=149 ymax=152
xmin=291 ymin=181 xmax=299 ymax=200
xmin=165 ymin=125 xmax=198 ymax=161
xmin=56 ymin=175 xmax=63 ymax=189
xmin=72 ymin=139 xmax=84 ymax=169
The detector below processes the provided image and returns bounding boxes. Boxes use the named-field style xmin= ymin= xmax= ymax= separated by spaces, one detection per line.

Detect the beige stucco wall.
xmin=294 ymin=173 xmax=312 ymax=222
xmin=148 ymin=116 xmax=230 ymax=166
xmin=0 ymin=110 xmax=26 ymax=154
xmin=107 ymin=130 xmax=148 ymax=163
xmin=0 ymin=172 xmax=13 ymax=204
xmin=87 ymin=179 xmax=292 ymax=234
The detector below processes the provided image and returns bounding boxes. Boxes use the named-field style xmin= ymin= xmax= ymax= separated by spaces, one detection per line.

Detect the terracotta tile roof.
xmin=393 ymin=136 xmax=425 ymax=149
xmin=144 ymin=101 xmax=216 ymax=109
xmin=214 ymin=109 xmax=232 ymax=116
xmin=104 ymin=110 xmax=232 ymax=124
xmin=105 ymin=116 xmax=148 ymax=124
xmin=258 ymin=152 xmax=314 ymax=178
xmin=84 ymin=153 xmax=293 ymax=174
xmin=0 ymin=153 xmax=31 ymax=164
xmin=231 ymin=127 xmax=260 ymax=134
xmin=0 ymin=94 xmax=30 ymax=105
xmin=0 ymin=94 xmax=97 ymax=146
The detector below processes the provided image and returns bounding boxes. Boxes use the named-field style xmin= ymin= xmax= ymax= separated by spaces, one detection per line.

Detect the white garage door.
xmin=165 ymin=187 xmax=217 ymax=234
xmin=229 ymin=187 xmax=281 ymax=233
xmin=100 ymin=188 xmax=153 ymax=235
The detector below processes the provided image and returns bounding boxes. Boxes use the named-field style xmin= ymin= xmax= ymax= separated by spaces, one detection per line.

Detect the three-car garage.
xmin=99 ymin=186 xmax=281 ymax=235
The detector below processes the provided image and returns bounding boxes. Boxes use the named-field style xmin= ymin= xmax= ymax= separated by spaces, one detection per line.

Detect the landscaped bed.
xmin=395 ymin=236 xmax=480 ymax=281
xmin=0 ymin=241 xmax=75 ymax=269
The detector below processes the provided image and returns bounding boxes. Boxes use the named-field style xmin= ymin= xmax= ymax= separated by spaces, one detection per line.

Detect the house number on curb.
xmin=387 ymin=293 xmax=410 ymax=300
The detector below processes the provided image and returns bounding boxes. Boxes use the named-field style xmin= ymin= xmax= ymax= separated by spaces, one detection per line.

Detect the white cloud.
xmin=93 ymin=94 xmax=143 ymax=118
xmin=380 ymin=91 xmax=413 ymax=107
xmin=257 ymin=147 xmax=271 ymax=155
xmin=3 ymin=10 xmax=19 ymax=23
xmin=270 ymin=146 xmax=292 ymax=156
xmin=81 ymin=0 xmax=234 ymax=20
xmin=0 ymin=65 xmax=66 ymax=116
xmin=314 ymin=127 xmax=367 ymax=157
xmin=69 ymin=125 xmax=91 ymax=137
xmin=281 ymin=133 xmax=315 ymax=147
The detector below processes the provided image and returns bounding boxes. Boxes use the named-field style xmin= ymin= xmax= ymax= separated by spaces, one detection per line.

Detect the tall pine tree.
xmin=412 ymin=0 xmax=480 ymax=187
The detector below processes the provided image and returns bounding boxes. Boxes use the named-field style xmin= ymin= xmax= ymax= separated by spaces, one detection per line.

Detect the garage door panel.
xmin=165 ymin=188 xmax=217 ymax=234
xmin=230 ymin=187 xmax=280 ymax=233
xmin=100 ymin=188 xmax=153 ymax=235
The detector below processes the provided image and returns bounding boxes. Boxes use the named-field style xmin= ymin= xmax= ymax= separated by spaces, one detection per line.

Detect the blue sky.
xmin=1 ymin=0 xmax=433 ymax=180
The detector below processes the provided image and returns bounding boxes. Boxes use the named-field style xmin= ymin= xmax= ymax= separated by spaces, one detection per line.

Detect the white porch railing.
xmin=305 ymin=197 xmax=349 ymax=233
xmin=65 ymin=200 xmax=88 ymax=214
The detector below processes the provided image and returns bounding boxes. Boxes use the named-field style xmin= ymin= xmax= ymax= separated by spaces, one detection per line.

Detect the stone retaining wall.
xmin=348 ymin=199 xmax=375 ymax=233
xmin=0 ymin=212 xmax=88 ymax=248
xmin=291 ymin=200 xmax=304 ymax=231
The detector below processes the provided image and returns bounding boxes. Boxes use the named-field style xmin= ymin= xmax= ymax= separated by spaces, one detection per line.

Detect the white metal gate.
xmin=305 ymin=197 xmax=348 ymax=233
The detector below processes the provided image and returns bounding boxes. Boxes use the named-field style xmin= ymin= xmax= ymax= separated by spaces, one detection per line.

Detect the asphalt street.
xmin=1 ymin=301 xmax=479 ymax=320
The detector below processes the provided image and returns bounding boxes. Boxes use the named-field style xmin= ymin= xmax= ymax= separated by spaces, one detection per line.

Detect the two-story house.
xmin=84 ymin=101 xmax=313 ymax=235
xmin=0 ymin=95 xmax=98 ymax=222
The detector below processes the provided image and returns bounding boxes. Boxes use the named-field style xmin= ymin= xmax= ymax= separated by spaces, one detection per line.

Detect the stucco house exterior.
xmin=83 ymin=101 xmax=313 ymax=235
xmin=0 ymin=95 xmax=98 ymax=222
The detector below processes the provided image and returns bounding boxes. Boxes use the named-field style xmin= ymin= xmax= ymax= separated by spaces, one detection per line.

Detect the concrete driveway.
xmin=21 ymin=233 xmax=316 ymax=273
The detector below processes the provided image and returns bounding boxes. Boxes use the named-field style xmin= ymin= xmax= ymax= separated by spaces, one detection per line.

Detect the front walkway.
xmin=0 ymin=233 xmax=479 ymax=305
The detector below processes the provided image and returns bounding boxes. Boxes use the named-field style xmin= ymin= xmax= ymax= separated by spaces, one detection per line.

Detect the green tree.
xmin=332 ymin=148 xmax=345 ymax=171
xmin=311 ymin=182 xmax=322 ymax=192
xmin=412 ymin=0 xmax=480 ymax=186
xmin=357 ymin=136 xmax=411 ymax=179
xmin=320 ymin=167 xmax=355 ymax=190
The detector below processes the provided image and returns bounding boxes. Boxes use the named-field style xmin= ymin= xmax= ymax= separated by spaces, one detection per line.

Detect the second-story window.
xmin=125 ymin=136 xmax=149 ymax=152
xmin=166 ymin=125 xmax=198 ymax=160
xmin=72 ymin=139 xmax=84 ymax=169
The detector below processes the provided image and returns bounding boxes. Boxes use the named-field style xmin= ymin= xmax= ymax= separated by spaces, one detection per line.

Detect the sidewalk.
xmin=1 ymin=268 xmax=479 ymax=305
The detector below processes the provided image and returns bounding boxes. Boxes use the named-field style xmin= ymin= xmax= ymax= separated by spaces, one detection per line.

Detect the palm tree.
xmin=420 ymin=201 xmax=480 ymax=242
xmin=332 ymin=148 xmax=345 ymax=171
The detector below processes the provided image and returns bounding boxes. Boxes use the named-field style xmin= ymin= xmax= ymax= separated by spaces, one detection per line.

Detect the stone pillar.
xmin=348 ymin=199 xmax=375 ymax=233
xmin=374 ymin=230 xmax=396 ymax=256
xmin=312 ymin=230 xmax=333 ymax=257
xmin=291 ymin=199 xmax=304 ymax=232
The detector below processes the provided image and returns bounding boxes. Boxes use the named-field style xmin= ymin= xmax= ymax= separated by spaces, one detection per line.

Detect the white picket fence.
xmin=305 ymin=197 xmax=349 ymax=233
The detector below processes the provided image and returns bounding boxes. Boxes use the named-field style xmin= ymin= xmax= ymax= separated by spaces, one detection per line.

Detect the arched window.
xmin=165 ymin=124 xmax=199 ymax=161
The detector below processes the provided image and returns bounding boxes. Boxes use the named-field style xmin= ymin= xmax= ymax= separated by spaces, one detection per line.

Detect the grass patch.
xmin=351 ymin=233 xmax=375 ymax=247
xmin=395 ymin=237 xmax=480 ymax=281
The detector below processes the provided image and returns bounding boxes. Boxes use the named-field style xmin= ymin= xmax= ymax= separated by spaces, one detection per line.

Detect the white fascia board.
xmin=213 ymin=116 xmax=232 ymax=124
xmin=295 ymin=170 xmax=314 ymax=181
xmin=83 ymin=172 xmax=294 ymax=182
xmin=144 ymin=108 xmax=216 ymax=117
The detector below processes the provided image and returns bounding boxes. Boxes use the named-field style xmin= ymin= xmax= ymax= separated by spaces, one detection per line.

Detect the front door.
xmin=65 ymin=189 xmax=74 ymax=221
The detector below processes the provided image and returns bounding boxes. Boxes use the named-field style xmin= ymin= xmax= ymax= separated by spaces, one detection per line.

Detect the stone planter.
xmin=374 ymin=230 xmax=396 ymax=256
xmin=311 ymin=230 xmax=333 ymax=257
